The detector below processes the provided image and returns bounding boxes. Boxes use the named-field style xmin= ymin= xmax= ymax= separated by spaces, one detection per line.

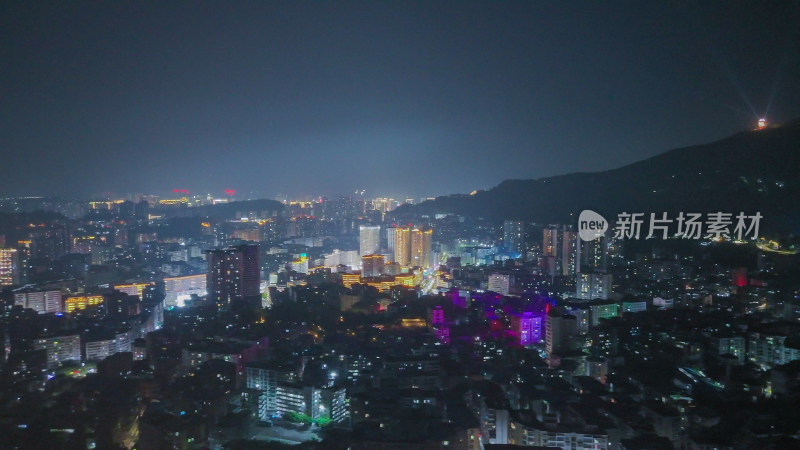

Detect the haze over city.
xmin=2 ymin=1 xmax=799 ymax=198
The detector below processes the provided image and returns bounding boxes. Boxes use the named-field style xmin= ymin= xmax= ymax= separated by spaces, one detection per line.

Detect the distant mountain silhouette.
xmin=394 ymin=120 xmax=800 ymax=233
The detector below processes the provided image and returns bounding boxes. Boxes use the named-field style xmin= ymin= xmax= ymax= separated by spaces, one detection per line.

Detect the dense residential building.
xmin=84 ymin=330 xmax=133 ymax=360
xmin=13 ymin=289 xmax=62 ymax=314
xmin=246 ymin=363 xmax=349 ymax=424
xmin=510 ymin=311 xmax=543 ymax=345
xmin=206 ymin=244 xmax=260 ymax=305
xmin=114 ymin=282 xmax=153 ymax=299
xmin=580 ymin=236 xmax=608 ymax=273
xmin=488 ymin=273 xmax=511 ymax=295
xmin=33 ymin=335 xmax=81 ymax=368
xmin=0 ymin=248 xmax=20 ymax=286
xmin=748 ymin=332 xmax=800 ymax=368
xmin=164 ymin=274 xmax=207 ymax=307
xmin=589 ymin=301 xmax=620 ymax=326
xmin=546 ymin=309 xmax=577 ymax=357
xmin=622 ymin=299 xmax=647 ymax=313
xmin=712 ymin=335 xmax=746 ymax=363
xmin=543 ymin=228 xmax=559 ymax=258
xmin=503 ymin=220 xmax=524 ymax=254
xmin=576 ymin=273 xmax=612 ymax=300
xmin=561 ymin=230 xmax=578 ymax=276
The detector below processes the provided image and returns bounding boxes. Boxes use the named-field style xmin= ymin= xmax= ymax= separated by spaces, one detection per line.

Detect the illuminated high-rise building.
xmin=207 ymin=244 xmax=260 ymax=305
xmin=488 ymin=273 xmax=511 ymax=295
xmin=237 ymin=244 xmax=260 ymax=296
xmin=542 ymin=228 xmax=559 ymax=258
xmin=510 ymin=311 xmax=543 ymax=345
xmin=386 ymin=227 xmax=397 ymax=262
xmin=542 ymin=227 xmax=562 ymax=276
xmin=411 ymin=228 xmax=433 ymax=268
xmin=580 ymin=236 xmax=607 ymax=273
xmin=361 ymin=254 xmax=385 ymax=277
xmin=359 ymin=225 xmax=381 ymax=257
xmin=545 ymin=309 xmax=577 ymax=357
xmin=503 ymin=220 xmax=525 ymax=254
xmin=561 ymin=230 xmax=579 ymax=276
xmin=0 ymin=248 xmax=20 ymax=286
xmin=394 ymin=227 xmax=412 ymax=266
xmin=576 ymin=273 xmax=612 ymax=300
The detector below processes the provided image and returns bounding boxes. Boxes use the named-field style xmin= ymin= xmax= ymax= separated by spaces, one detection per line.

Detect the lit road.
xmin=756 ymin=240 xmax=798 ymax=255
xmin=420 ymin=273 xmax=438 ymax=295
xmin=419 ymin=252 xmax=448 ymax=295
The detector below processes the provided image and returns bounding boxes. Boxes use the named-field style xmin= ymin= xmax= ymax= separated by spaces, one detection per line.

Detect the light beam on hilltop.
xmin=764 ymin=19 xmax=799 ymax=117
xmin=687 ymin=7 xmax=760 ymax=119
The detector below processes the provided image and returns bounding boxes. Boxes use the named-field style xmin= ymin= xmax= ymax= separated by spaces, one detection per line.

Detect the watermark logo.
xmin=578 ymin=209 xmax=608 ymax=241
xmin=613 ymin=211 xmax=761 ymax=240
xmin=578 ymin=211 xmax=762 ymax=240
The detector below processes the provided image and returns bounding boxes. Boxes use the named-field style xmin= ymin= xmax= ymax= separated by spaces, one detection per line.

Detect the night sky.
xmin=2 ymin=1 xmax=799 ymax=199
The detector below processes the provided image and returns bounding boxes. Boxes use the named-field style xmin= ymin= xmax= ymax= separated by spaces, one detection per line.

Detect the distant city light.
xmin=757 ymin=118 xmax=767 ymax=129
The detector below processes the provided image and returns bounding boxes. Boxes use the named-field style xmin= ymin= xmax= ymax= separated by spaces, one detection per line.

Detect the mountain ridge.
xmin=392 ymin=120 xmax=800 ymax=233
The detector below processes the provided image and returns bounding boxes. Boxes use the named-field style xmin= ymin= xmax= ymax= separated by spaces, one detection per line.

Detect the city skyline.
xmin=3 ymin=3 xmax=800 ymax=449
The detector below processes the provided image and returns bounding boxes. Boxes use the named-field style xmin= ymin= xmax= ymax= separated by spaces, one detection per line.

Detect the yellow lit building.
xmin=372 ymin=198 xmax=395 ymax=213
xmin=0 ymin=248 xmax=20 ymax=286
xmin=411 ymin=228 xmax=433 ymax=268
xmin=341 ymin=273 xmax=362 ymax=289
xmin=157 ymin=197 xmax=189 ymax=206
xmin=401 ymin=318 xmax=427 ymax=328
xmin=365 ymin=278 xmax=395 ymax=291
xmin=394 ymin=227 xmax=412 ymax=266
xmin=394 ymin=273 xmax=417 ymax=287
xmin=89 ymin=200 xmax=124 ymax=210
xmin=114 ymin=283 xmax=153 ymax=298
xmin=543 ymin=228 xmax=559 ymax=257
xmin=232 ymin=229 xmax=262 ymax=242
xmin=362 ymin=272 xmax=422 ymax=292
xmin=291 ymin=256 xmax=309 ymax=274
xmin=394 ymin=227 xmax=433 ymax=269
xmin=65 ymin=295 xmax=104 ymax=313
